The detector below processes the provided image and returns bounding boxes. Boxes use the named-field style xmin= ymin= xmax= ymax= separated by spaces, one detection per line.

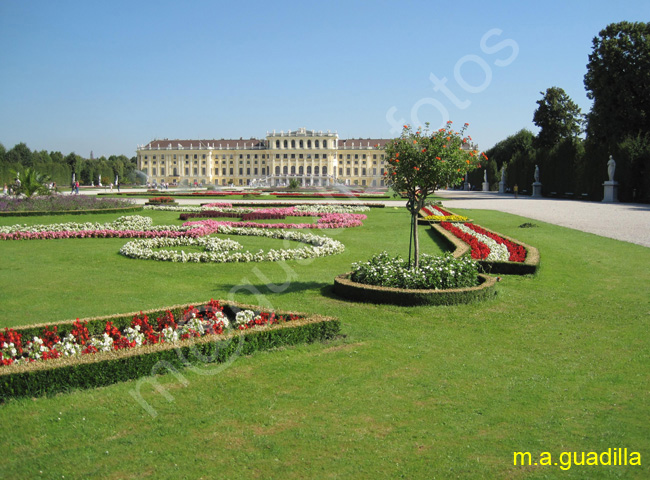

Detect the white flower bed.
xmin=454 ymin=223 xmax=510 ymax=261
xmin=119 ymin=226 xmax=344 ymax=263
xmin=293 ymin=204 xmax=370 ymax=213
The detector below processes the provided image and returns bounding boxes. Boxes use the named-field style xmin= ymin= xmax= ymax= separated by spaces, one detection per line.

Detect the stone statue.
xmin=607 ymin=155 xmax=616 ymax=182
xmin=501 ymin=165 xmax=506 ymax=183
xmin=483 ymin=169 xmax=487 ymax=183
xmin=534 ymin=165 xmax=540 ymax=183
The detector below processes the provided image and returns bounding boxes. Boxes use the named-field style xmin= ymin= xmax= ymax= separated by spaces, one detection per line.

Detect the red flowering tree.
xmin=384 ymin=121 xmax=484 ymax=269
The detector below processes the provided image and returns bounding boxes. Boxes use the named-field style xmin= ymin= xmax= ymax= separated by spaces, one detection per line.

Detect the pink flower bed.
xmin=181 ymin=206 xmax=366 ymax=229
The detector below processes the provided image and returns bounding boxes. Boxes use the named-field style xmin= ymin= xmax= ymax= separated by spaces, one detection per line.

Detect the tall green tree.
xmin=584 ymin=21 xmax=650 ymax=147
xmin=5 ymin=142 xmax=33 ymax=167
xmin=584 ymin=21 xmax=650 ymax=201
xmin=533 ymin=87 xmax=584 ymax=149
xmin=384 ymin=122 xmax=481 ymax=268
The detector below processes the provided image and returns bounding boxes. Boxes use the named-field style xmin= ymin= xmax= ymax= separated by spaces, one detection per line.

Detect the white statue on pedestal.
xmin=607 ymin=155 xmax=616 ymax=182
xmin=534 ymin=165 xmax=540 ymax=183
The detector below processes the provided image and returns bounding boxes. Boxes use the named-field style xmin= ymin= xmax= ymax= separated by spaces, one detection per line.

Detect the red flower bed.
xmin=463 ymin=223 xmax=527 ymax=262
xmin=440 ymin=222 xmax=491 ymax=259
xmin=0 ymin=299 xmax=301 ymax=367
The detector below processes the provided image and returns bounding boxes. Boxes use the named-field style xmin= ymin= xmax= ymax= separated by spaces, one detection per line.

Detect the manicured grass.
xmin=1 ymin=207 xmax=648 ymax=479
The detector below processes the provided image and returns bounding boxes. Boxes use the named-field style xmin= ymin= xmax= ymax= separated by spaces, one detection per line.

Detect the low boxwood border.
xmin=0 ymin=205 xmax=143 ymax=217
xmin=430 ymin=223 xmax=540 ymax=275
xmin=333 ymin=272 xmax=497 ymax=306
xmin=0 ymin=300 xmax=340 ymax=401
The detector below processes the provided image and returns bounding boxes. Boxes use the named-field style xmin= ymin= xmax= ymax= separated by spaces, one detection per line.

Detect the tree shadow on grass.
xmin=217 ymin=280 xmax=329 ymax=298
xmin=425 ymin=226 xmax=454 ymax=253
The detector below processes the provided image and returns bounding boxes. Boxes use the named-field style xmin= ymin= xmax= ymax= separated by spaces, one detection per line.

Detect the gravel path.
xmin=434 ymin=190 xmax=650 ymax=248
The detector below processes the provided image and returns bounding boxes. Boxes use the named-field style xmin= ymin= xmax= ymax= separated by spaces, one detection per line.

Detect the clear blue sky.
xmin=1 ymin=0 xmax=649 ymax=158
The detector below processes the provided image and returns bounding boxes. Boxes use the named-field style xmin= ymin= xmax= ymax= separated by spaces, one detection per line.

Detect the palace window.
xmin=315 ymin=140 xmax=320 ymax=148
xmin=291 ymin=140 xmax=295 ymax=148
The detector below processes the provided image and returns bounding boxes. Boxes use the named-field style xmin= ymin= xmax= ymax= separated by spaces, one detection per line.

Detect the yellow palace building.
xmin=136 ymin=127 xmax=390 ymax=188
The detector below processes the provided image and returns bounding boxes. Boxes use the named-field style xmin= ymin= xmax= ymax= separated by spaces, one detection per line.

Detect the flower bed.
xmin=433 ymin=222 xmax=540 ymax=275
xmin=180 ymin=206 xmax=367 ymax=229
xmin=119 ymin=227 xmax=345 ymax=263
xmin=0 ymin=215 xmax=209 ymax=240
xmin=349 ymin=251 xmax=479 ymax=290
xmin=334 ymin=272 xmax=497 ymax=306
xmin=419 ymin=205 xmax=468 ymax=223
xmin=272 ymin=192 xmax=390 ymax=199
xmin=0 ymin=300 xmax=340 ymax=400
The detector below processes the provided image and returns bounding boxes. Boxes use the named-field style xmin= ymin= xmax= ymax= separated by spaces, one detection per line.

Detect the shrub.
xmin=350 ymin=251 xmax=479 ymax=290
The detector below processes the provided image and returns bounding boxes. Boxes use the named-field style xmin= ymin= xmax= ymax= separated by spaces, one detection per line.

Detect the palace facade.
xmin=136 ymin=128 xmax=390 ymax=187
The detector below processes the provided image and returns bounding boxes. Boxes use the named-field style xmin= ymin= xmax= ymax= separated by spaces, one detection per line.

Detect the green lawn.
xmin=0 ymin=207 xmax=648 ymax=479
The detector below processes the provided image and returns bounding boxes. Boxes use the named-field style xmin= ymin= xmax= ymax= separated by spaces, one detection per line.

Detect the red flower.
xmin=436 ymin=157 xmax=441 ymax=160
xmin=422 ymin=148 xmax=426 ymax=153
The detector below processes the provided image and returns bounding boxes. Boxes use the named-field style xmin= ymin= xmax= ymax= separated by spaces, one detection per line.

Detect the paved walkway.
xmin=84 ymin=188 xmax=650 ymax=248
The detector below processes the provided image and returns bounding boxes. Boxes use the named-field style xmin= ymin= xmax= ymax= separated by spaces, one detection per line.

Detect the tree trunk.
xmin=412 ymin=211 xmax=420 ymax=270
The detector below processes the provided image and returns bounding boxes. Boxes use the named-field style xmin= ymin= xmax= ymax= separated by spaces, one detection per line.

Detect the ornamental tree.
xmin=384 ymin=121 xmax=483 ymax=269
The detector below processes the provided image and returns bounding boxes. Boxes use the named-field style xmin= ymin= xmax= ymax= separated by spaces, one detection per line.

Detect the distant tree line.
xmin=468 ymin=21 xmax=649 ymax=203
xmin=0 ymin=142 xmax=138 ymax=189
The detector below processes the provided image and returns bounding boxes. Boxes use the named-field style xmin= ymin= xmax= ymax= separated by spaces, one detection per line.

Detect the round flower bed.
xmin=334 ymin=252 xmax=497 ymax=306
xmin=334 ymin=272 xmax=497 ymax=306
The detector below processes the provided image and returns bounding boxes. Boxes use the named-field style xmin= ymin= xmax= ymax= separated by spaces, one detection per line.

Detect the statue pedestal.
xmin=482 ymin=182 xmax=490 ymax=192
xmin=602 ymin=181 xmax=619 ymax=203
xmin=532 ymin=182 xmax=543 ymax=198
xmin=498 ymin=181 xmax=506 ymax=194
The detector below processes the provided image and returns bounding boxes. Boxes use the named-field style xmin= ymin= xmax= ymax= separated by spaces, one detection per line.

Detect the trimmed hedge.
xmin=333 ymin=273 xmax=497 ymax=306
xmin=0 ymin=205 xmax=144 ymax=217
xmin=0 ymin=301 xmax=340 ymax=401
